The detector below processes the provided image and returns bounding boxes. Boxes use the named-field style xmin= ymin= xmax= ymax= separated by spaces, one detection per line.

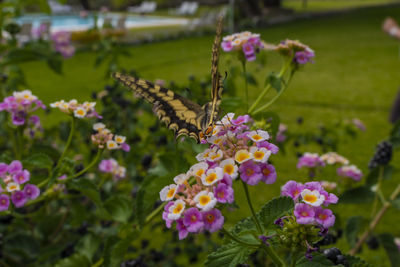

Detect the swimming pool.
xmin=15 ymin=13 xmax=188 ymax=32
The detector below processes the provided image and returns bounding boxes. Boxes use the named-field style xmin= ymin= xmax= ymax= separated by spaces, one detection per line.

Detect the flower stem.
xmin=261 ymin=243 xmax=287 ymax=267
xmin=349 ymin=184 xmax=400 ymax=255
xmin=55 ymin=116 xmax=76 ymax=170
xmin=370 ymin=166 xmax=384 ymax=218
xmin=241 ymin=180 xmax=263 ymax=234
xmin=144 ymin=202 xmax=166 ymax=225
xmin=241 ymin=61 xmax=249 ymax=112
xmin=220 ymin=227 xmax=259 ymax=247
xmin=16 ymin=126 xmax=23 ymax=160
xmin=62 ymin=149 xmax=103 ymax=183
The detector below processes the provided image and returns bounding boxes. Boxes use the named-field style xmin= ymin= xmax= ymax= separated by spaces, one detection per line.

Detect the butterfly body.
xmin=112 ymin=17 xmax=223 ymax=143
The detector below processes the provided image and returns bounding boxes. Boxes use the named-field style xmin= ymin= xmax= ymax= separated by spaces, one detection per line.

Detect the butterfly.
xmin=112 ymin=17 xmax=224 ymax=143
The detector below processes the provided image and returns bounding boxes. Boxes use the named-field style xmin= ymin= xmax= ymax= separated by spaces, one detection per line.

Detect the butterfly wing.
xmin=113 ymin=72 xmax=205 ymax=142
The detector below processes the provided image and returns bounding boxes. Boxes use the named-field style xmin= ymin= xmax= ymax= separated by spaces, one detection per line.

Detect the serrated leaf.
xmin=23 ymin=153 xmax=53 ymax=170
xmin=345 ymin=216 xmax=364 ymax=247
xmin=257 ymin=196 xmax=294 ymax=229
xmin=104 ymin=195 xmax=132 ymax=223
xmin=340 ymin=186 xmax=374 ymax=204
xmin=205 ymin=242 xmax=255 ymax=267
xmin=378 ymin=233 xmax=400 ymax=267
xmin=344 ymin=254 xmax=374 ymax=267
xmin=76 ymin=234 xmax=101 ymax=263
xmin=265 ymin=73 xmax=282 ymax=92
xmin=55 ymin=253 xmax=90 ymax=267
xmin=295 ymin=254 xmax=334 ymax=266
xmin=68 ymin=179 xmax=104 ymax=212
xmin=231 ymin=216 xmax=257 ymax=235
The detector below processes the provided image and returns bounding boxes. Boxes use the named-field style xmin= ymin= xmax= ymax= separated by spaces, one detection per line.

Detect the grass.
xmin=283 ymin=0 xmax=399 ymax=12
xmin=18 ymin=4 xmax=400 ymax=266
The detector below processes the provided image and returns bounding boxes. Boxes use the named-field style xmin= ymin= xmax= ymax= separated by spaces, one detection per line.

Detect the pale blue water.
xmin=14 ymin=14 xmax=183 ymax=31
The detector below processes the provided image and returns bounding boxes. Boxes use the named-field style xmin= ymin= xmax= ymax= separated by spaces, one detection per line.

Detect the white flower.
xmin=160 ymin=184 xmax=178 ymax=201
xmin=250 ymin=146 xmax=271 ymax=163
xmin=114 ymin=135 xmax=126 ymax=144
xmin=73 ymin=107 xmax=87 ymax=118
xmin=167 ymin=199 xmax=185 ymax=220
xmin=191 ymin=162 xmax=209 ymax=178
xmin=248 ymin=130 xmax=269 ymax=142
xmin=219 ymin=158 xmax=238 ymax=179
xmin=219 ymin=112 xmax=235 ymax=125
xmin=6 ymin=182 xmax=20 ymax=192
xmin=173 ymin=173 xmax=188 ymax=185
xmin=106 ymin=140 xmax=118 ymax=150
xmin=207 ymin=135 xmax=225 ymax=145
xmin=93 ymin=122 xmax=106 ymax=131
xmin=50 ymin=101 xmax=62 ymax=108
xmin=234 ymin=149 xmax=253 ymax=164
xmin=300 ymin=189 xmax=325 ymax=207
xmin=207 ymin=149 xmax=223 ymax=162
xmin=194 ymin=191 xmax=217 ymax=211
xmin=320 ymin=152 xmax=349 ymax=165
xmin=201 ymin=167 xmax=223 ymax=186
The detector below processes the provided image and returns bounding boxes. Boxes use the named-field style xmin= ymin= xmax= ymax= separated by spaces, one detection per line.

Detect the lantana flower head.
xmin=51 ymin=31 xmax=75 ymax=59
xmin=337 ymin=165 xmax=363 ymax=181
xmin=159 ymin=113 xmax=279 ymax=239
xmin=297 ymin=153 xmax=325 ymax=169
xmin=276 ymin=39 xmax=315 ymax=65
xmin=50 ymin=99 xmax=101 ymax=119
xmin=0 ymin=90 xmax=46 ymax=134
xmin=0 ymin=161 xmax=40 ymax=210
xmin=320 ymin=152 xmax=349 ymax=165
xmin=98 ymin=158 xmax=126 ymax=181
xmin=91 ymin=124 xmax=130 ymax=151
xmin=221 ymin=31 xmax=263 ymax=62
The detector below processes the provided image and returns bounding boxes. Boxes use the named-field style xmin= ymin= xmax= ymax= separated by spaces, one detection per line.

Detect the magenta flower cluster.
xmin=98 ymin=158 xmax=126 ymax=181
xmin=221 ymin=32 xmax=263 ymax=62
xmin=0 ymin=90 xmax=46 ymax=131
xmin=0 ymin=161 xmax=40 ymax=210
xmin=51 ymin=31 xmax=75 ymax=59
xmin=276 ymin=39 xmax=315 ymax=65
xmin=159 ymin=113 xmax=279 ymax=239
xmin=297 ymin=153 xmax=325 ymax=169
xmin=281 ymin=180 xmax=338 ymax=229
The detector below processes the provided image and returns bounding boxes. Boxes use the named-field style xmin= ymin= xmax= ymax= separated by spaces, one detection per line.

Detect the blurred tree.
xmin=263 ymin=0 xmax=281 ymax=7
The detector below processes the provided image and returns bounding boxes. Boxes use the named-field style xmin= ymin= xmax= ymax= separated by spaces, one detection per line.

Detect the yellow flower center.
xmin=301 ymin=211 xmax=309 ymax=217
xmin=254 ymin=151 xmax=264 ymax=160
xmin=252 ymin=134 xmax=262 ymax=141
xmin=173 ymin=203 xmax=184 ymax=214
xmin=318 ymin=214 xmax=328 ymax=220
xmin=167 ymin=188 xmax=175 ymax=198
xmin=237 ymin=152 xmax=249 ymax=162
xmin=191 ymin=215 xmax=197 ymax=222
xmin=206 ymin=173 xmax=217 ymax=184
xmin=77 ymin=109 xmax=85 ymax=115
xmin=195 ymin=169 xmax=204 ymax=177
xmin=262 ymin=168 xmax=270 ymax=176
xmin=224 ymin=165 xmax=234 ymax=175
xmin=245 ymin=168 xmax=254 ymax=176
xmin=9 ymin=185 xmax=17 ymax=190
xmin=199 ymin=195 xmax=210 ymax=206
xmin=304 ymin=194 xmax=317 ymax=203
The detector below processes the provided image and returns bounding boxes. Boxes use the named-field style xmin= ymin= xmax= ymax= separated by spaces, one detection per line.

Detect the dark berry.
xmin=61 ymin=243 xmax=75 ymax=258
xmin=150 ymin=249 xmax=164 ymax=262
xmin=189 ymin=255 xmax=198 ymax=263
xmin=335 ymin=254 xmax=349 ymax=267
xmin=77 ymin=221 xmax=89 ymax=235
xmin=157 ymin=135 xmax=167 ymax=146
xmin=293 ymin=141 xmax=300 ymax=147
xmin=316 ymin=137 xmax=323 ymax=145
xmin=296 ymin=117 xmax=303 ymax=124
xmin=91 ymin=91 xmax=97 ymax=99
xmin=336 ymin=229 xmax=343 ymax=238
xmin=141 ymin=154 xmax=152 ymax=169
xmin=323 ymin=247 xmax=342 ymax=263
xmin=368 ymin=141 xmax=392 ymax=169
xmin=314 ymin=233 xmax=337 ymax=247
xmin=141 ymin=239 xmax=149 ymax=249
xmin=366 ymin=235 xmax=379 ymax=250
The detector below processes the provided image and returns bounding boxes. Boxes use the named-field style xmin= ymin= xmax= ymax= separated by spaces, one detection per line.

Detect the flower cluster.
xmin=98 ymin=158 xmax=126 ymax=181
xmin=0 ymin=161 xmax=40 ymax=210
xmin=276 ymin=123 xmax=288 ymax=143
xmin=159 ymin=113 xmax=278 ymax=239
xmin=51 ymin=31 xmax=75 ymax=59
xmin=0 ymin=90 xmax=46 ymax=128
xmin=50 ymin=99 xmax=101 ymax=119
xmin=320 ymin=152 xmax=349 ymax=165
xmin=276 ymin=39 xmax=315 ymax=65
xmin=281 ymin=180 xmax=338 ymax=229
xmin=297 ymin=153 xmax=325 ymax=169
xmin=221 ymin=31 xmax=263 ymax=61
xmin=91 ymin=123 xmax=130 ymax=151
xmin=337 ymin=165 xmax=362 ymax=181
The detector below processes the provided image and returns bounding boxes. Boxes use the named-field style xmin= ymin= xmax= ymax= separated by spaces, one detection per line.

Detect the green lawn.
xmin=19 ymin=4 xmax=400 ymax=266
xmin=283 ymin=0 xmax=399 ymax=12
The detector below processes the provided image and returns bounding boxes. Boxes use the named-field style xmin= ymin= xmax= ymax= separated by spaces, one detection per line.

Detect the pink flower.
xmin=214 ymin=183 xmax=234 ymax=203
xmin=23 ymin=184 xmax=40 ymax=200
xmin=314 ymin=207 xmax=335 ymax=228
xmin=183 ymin=208 xmax=204 ymax=233
xmin=12 ymin=170 xmax=30 ymax=184
xmin=297 ymin=153 xmax=325 ymax=169
xmin=281 ymin=180 xmax=304 ymax=200
xmin=221 ymin=41 xmax=233 ymax=51
xmin=294 ymin=203 xmax=315 ymax=224
xmin=202 ymin=209 xmax=224 ymax=232
xmin=239 ymin=160 xmax=262 ymax=185
xmin=259 ymin=163 xmax=276 ymax=184
xmin=176 ymin=219 xmax=188 ymax=240
xmin=0 ymin=194 xmax=10 ymax=211
xmin=11 ymin=191 xmax=27 ymax=208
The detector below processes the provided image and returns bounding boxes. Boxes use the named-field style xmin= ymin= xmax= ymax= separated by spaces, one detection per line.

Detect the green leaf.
xmin=383 ymin=165 xmax=394 ymax=180
xmin=76 ymin=234 xmax=101 ymax=263
xmin=345 ymin=216 xmax=364 ymax=247
xmin=378 ymin=233 xmax=400 ymax=267
xmin=252 ymin=111 xmax=281 ymax=138
xmin=205 ymin=242 xmax=255 ymax=267
xmin=103 ymin=232 xmax=137 ymax=267
xmin=231 ymin=216 xmax=257 ymax=236
xmin=265 ymin=73 xmax=282 ymax=92
xmin=389 ymin=119 xmax=400 ymax=148
xmin=295 ymin=254 xmax=335 ymax=266
xmin=104 ymin=195 xmax=132 ymax=223
xmin=344 ymin=254 xmax=374 ymax=267
xmin=257 ymin=196 xmax=294 ymax=229
xmin=365 ymin=168 xmax=379 ymax=187
xmin=392 ymin=195 xmax=400 ymax=210
xmin=55 ymin=253 xmax=90 ymax=267
xmin=23 ymin=153 xmax=53 ymax=170
xmin=340 ymin=186 xmax=374 ymax=204
xmin=68 ymin=179 xmax=104 ymax=212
